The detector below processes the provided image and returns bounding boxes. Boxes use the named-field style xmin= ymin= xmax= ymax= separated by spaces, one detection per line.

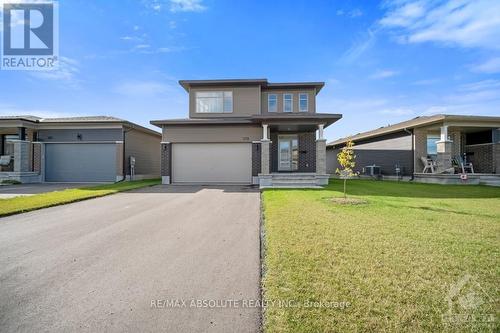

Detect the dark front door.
xmin=278 ymin=135 xmax=299 ymax=171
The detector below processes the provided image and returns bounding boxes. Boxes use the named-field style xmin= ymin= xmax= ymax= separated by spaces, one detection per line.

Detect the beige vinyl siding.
xmin=261 ymin=89 xmax=316 ymax=114
xmin=354 ymin=135 xmax=412 ymax=150
xmin=124 ymin=129 xmax=161 ymax=177
xmin=189 ymin=86 xmax=261 ymax=118
xmin=162 ymin=125 xmax=261 ymax=143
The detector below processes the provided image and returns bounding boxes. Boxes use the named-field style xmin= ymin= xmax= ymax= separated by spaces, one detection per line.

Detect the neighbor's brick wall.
xmin=495 ymin=143 xmax=500 ymax=174
xmin=449 ymin=130 xmax=462 ymax=157
xmin=414 ymin=129 xmax=427 ymax=172
xmin=251 ymin=143 xmax=261 ymax=176
xmin=465 ymin=143 xmax=495 ymax=173
xmin=161 ymin=143 xmax=171 ymax=177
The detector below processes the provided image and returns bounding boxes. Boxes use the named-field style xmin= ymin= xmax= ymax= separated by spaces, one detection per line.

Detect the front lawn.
xmin=0 ymin=179 xmax=160 ymax=217
xmin=262 ymin=180 xmax=500 ymax=332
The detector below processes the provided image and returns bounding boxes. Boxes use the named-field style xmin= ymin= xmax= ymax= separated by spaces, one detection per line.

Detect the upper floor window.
xmin=268 ymin=94 xmax=277 ymax=112
xmin=283 ymin=94 xmax=293 ymax=112
xmin=196 ymin=91 xmax=233 ymax=113
xmin=299 ymin=93 xmax=308 ymax=112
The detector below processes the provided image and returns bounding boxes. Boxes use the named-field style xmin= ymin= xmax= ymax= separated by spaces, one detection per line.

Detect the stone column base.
xmin=260 ymin=140 xmax=271 ymax=175
xmin=316 ymin=139 xmax=327 ymax=174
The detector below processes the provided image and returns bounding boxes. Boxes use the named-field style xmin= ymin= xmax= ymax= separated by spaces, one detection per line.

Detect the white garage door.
xmin=172 ymin=143 xmax=252 ymax=184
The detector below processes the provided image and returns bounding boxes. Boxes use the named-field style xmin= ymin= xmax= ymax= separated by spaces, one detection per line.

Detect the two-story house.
xmin=151 ymin=79 xmax=342 ymax=188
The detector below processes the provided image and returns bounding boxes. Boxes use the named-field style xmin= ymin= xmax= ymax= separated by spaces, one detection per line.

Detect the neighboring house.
xmin=151 ymin=79 xmax=342 ymax=188
xmin=0 ymin=116 xmax=161 ymax=183
xmin=327 ymin=114 xmax=500 ymax=185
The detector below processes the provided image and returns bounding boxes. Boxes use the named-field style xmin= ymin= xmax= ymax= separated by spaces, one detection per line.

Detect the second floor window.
xmin=299 ymin=93 xmax=308 ymax=112
xmin=196 ymin=91 xmax=233 ymax=113
xmin=283 ymin=94 xmax=293 ymax=112
xmin=268 ymin=94 xmax=277 ymax=112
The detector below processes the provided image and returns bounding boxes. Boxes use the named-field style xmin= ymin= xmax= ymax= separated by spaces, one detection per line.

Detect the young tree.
xmin=336 ymin=139 xmax=358 ymax=199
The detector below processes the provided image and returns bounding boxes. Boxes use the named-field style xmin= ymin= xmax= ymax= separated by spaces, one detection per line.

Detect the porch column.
xmin=436 ymin=125 xmax=453 ymax=171
xmin=260 ymin=124 xmax=270 ymax=175
xmin=13 ymin=140 xmax=30 ymax=172
xmin=316 ymin=124 xmax=327 ymax=175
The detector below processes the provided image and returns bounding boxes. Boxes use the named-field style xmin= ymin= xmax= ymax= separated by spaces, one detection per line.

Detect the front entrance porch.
xmin=413 ymin=120 xmax=500 ymax=185
xmin=255 ymin=119 xmax=330 ymax=188
xmin=0 ymin=126 xmax=42 ymax=184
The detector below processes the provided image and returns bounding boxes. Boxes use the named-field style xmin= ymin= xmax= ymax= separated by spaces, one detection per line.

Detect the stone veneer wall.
xmin=33 ymin=143 xmax=42 ymax=173
xmin=161 ymin=143 xmax=171 ymax=177
xmin=316 ymin=139 xmax=326 ymax=174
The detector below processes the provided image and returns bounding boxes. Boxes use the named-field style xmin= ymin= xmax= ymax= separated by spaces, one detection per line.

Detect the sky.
xmin=0 ymin=0 xmax=499 ymax=141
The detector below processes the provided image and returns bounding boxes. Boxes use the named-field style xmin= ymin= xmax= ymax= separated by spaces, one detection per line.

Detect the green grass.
xmin=0 ymin=179 xmax=160 ymax=217
xmin=262 ymin=180 xmax=500 ymax=332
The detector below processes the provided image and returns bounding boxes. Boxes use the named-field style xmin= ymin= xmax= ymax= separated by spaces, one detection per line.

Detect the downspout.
xmin=403 ymin=128 xmax=414 ymax=180
xmin=120 ymin=127 xmax=131 ymax=182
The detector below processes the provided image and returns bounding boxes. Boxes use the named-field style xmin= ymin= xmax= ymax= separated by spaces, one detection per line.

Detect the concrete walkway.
xmin=0 ymin=185 xmax=261 ymax=332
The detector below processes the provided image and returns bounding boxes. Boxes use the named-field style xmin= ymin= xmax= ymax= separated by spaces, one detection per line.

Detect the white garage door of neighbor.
xmin=172 ymin=143 xmax=252 ymax=184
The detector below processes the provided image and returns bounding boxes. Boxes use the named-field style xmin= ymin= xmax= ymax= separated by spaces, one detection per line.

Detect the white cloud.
xmin=369 ymin=69 xmax=399 ymax=79
xmin=378 ymin=107 xmax=414 ymax=116
xmin=470 ymin=57 xmax=500 ymax=74
xmin=458 ymin=79 xmax=500 ymax=92
xmin=29 ymin=57 xmax=80 ymax=88
xmin=339 ymin=28 xmax=378 ymax=64
xmin=336 ymin=8 xmax=363 ymax=18
xmin=0 ymin=106 xmax=76 ymax=119
xmin=349 ymin=9 xmax=363 ymax=18
xmin=412 ymin=78 xmax=440 ymax=85
xmin=170 ymin=0 xmax=206 ymax=12
xmin=113 ymin=80 xmax=173 ymax=97
xmin=143 ymin=0 xmax=206 ymax=13
xmin=379 ymin=0 xmax=500 ymax=49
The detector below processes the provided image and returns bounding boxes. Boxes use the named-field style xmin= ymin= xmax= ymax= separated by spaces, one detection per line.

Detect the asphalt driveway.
xmin=0 ymin=183 xmax=102 ymax=199
xmin=0 ymin=185 xmax=261 ymax=332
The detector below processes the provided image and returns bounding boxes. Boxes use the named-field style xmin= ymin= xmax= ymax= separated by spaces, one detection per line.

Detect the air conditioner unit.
xmin=363 ymin=165 xmax=381 ymax=177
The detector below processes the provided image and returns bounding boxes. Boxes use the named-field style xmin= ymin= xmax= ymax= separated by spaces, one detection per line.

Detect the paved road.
xmin=0 ymin=183 xmax=103 ymax=199
xmin=0 ymin=185 xmax=261 ymax=332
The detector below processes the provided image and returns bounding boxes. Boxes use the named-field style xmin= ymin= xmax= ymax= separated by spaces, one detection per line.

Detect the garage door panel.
xmin=45 ymin=144 xmax=117 ymax=182
xmin=172 ymin=143 xmax=251 ymax=184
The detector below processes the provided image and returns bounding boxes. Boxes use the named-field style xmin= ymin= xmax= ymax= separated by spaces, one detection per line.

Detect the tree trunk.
xmin=343 ymin=179 xmax=347 ymax=199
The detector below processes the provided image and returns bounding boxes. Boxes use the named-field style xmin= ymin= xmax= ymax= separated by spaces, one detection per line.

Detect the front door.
xmin=278 ymin=135 xmax=299 ymax=171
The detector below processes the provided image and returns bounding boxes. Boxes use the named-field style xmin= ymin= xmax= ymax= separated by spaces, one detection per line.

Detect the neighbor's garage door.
xmin=45 ymin=143 xmax=117 ymax=182
xmin=172 ymin=143 xmax=252 ymax=184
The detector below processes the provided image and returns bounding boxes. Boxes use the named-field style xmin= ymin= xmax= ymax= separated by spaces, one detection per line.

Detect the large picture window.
xmin=426 ymin=134 xmax=440 ymax=156
xmin=283 ymin=94 xmax=293 ymax=112
xmin=299 ymin=93 xmax=308 ymax=112
xmin=268 ymin=94 xmax=277 ymax=112
xmin=196 ymin=91 xmax=233 ymax=113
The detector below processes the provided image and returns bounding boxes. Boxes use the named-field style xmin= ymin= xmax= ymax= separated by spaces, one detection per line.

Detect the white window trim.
xmin=195 ymin=91 xmax=233 ymax=113
xmin=268 ymin=94 xmax=277 ymax=112
xmin=283 ymin=93 xmax=293 ymax=113
xmin=299 ymin=93 xmax=308 ymax=112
